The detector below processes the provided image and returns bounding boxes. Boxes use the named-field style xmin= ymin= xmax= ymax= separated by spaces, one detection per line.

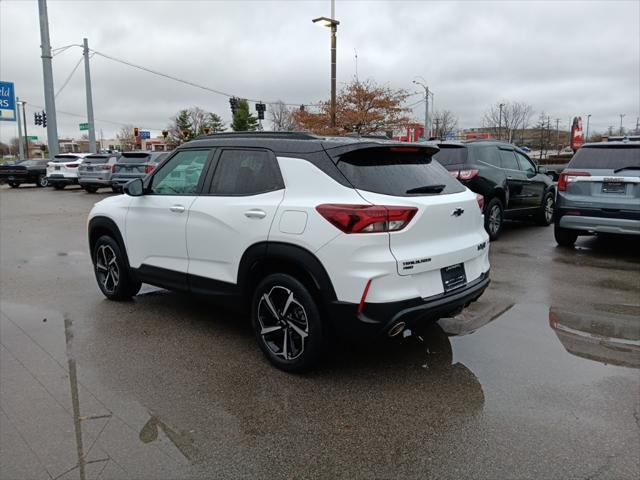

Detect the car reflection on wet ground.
xmin=1 ymin=186 xmax=639 ymax=479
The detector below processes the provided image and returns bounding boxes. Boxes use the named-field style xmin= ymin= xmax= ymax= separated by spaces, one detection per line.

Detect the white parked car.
xmin=87 ymin=133 xmax=490 ymax=371
xmin=46 ymin=153 xmax=91 ymax=189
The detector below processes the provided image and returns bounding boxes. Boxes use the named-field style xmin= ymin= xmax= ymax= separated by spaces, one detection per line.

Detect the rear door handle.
xmin=169 ymin=205 xmax=185 ymax=213
xmin=245 ymin=209 xmax=267 ymax=219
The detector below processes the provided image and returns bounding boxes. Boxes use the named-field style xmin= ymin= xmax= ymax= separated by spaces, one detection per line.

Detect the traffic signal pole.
xmin=83 ymin=38 xmax=97 ymax=153
xmin=16 ymin=97 xmax=25 ymax=160
xmin=38 ymin=0 xmax=59 ymax=156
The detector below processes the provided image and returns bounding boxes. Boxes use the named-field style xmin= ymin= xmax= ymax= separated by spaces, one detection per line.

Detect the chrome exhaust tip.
xmin=387 ymin=321 xmax=406 ymax=337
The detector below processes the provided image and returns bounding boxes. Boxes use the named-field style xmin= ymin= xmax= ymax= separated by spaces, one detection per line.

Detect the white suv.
xmin=47 ymin=153 xmax=91 ymax=189
xmin=87 ymin=133 xmax=490 ymax=371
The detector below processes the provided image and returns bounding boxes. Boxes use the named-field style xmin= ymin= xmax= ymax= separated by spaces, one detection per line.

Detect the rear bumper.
xmin=556 ymin=207 xmax=640 ymax=235
xmin=328 ymin=271 xmax=490 ymax=339
xmin=79 ymin=177 xmax=111 ymax=187
xmin=46 ymin=174 xmax=77 ymax=185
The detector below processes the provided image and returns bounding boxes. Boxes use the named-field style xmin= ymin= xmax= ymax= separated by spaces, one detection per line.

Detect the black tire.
xmin=37 ymin=175 xmax=48 ymax=188
xmin=535 ymin=191 xmax=555 ymax=226
xmin=92 ymin=235 xmax=141 ymax=300
xmin=252 ymin=273 xmax=325 ymax=372
xmin=84 ymin=186 xmax=99 ymax=193
xmin=554 ymin=224 xmax=578 ymax=247
xmin=53 ymin=184 xmax=65 ymax=190
xmin=484 ymin=197 xmax=504 ymax=241
xmin=8 ymin=182 xmax=19 ymax=188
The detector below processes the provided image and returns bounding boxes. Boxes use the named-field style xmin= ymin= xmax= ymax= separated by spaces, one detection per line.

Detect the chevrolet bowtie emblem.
xmin=452 ymin=208 xmax=464 ymax=217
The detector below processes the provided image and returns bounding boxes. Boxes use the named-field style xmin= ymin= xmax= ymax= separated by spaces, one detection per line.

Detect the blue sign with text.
xmin=139 ymin=130 xmax=151 ymax=139
xmin=0 ymin=81 xmax=16 ymax=122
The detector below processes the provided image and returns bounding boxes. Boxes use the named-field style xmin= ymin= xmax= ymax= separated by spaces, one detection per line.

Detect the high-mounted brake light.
xmin=145 ymin=164 xmax=155 ymax=174
xmin=316 ymin=204 xmax=418 ymax=234
xmin=558 ymin=171 xmax=590 ymax=191
xmin=390 ymin=147 xmax=420 ymax=153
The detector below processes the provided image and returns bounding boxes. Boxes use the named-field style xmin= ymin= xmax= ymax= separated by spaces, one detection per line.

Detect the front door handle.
xmin=169 ymin=205 xmax=185 ymax=213
xmin=245 ymin=209 xmax=267 ymax=219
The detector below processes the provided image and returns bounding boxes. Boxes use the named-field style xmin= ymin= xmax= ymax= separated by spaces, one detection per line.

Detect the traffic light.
xmin=133 ymin=127 xmax=139 ymax=137
xmin=42 ymin=111 xmax=47 ymax=128
xmin=34 ymin=112 xmax=42 ymax=126
xmin=255 ymin=102 xmax=266 ymax=120
xmin=229 ymin=97 xmax=239 ymax=115
xmin=202 ymin=127 xmax=211 ymax=135
xmin=299 ymin=105 xmax=305 ymax=112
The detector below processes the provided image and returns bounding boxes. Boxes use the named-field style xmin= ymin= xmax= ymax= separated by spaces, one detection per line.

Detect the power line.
xmin=55 ymin=55 xmax=84 ymax=99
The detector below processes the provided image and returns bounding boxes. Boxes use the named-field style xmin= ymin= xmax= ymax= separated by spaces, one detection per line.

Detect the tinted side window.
xmin=151 ymin=149 xmax=210 ymax=195
xmin=499 ymin=149 xmax=519 ymax=170
xmin=432 ymin=146 xmax=467 ymax=166
xmin=210 ymin=149 xmax=283 ymax=195
xmin=515 ymin=152 xmax=535 ymax=174
xmin=473 ymin=146 xmax=500 ymax=167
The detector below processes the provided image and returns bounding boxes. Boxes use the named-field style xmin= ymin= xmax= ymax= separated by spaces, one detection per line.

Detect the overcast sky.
xmin=1 ymin=0 xmax=638 ymax=143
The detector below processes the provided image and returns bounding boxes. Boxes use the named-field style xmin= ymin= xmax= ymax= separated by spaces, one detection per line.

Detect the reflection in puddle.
xmin=549 ymin=306 xmax=640 ymax=369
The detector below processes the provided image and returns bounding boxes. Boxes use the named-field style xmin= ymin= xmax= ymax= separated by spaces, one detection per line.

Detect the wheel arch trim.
xmin=88 ymin=216 xmax=131 ymax=267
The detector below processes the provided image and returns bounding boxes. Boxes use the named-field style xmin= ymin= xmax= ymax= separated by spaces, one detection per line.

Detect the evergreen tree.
xmin=231 ymin=99 xmax=259 ymax=131
xmin=206 ymin=113 xmax=225 ymax=133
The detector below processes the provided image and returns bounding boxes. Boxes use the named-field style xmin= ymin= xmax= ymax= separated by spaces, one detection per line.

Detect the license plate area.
xmin=601 ymin=181 xmax=625 ymax=194
xmin=441 ymin=263 xmax=467 ymax=293
xmin=55 ymin=166 xmax=60 ymax=170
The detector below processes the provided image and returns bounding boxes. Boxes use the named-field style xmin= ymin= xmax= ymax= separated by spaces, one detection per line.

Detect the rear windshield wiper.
xmin=405 ymin=184 xmax=445 ymax=194
xmin=613 ymin=165 xmax=640 ymax=173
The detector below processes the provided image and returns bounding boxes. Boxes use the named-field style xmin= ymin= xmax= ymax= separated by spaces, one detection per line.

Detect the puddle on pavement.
xmin=1 ymin=298 xmax=638 ymax=478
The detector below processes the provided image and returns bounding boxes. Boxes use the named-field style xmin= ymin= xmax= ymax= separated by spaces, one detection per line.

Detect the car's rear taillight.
xmin=316 ymin=204 xmax=418 ymax=234
xmin=100 ymin=165 xmax=112 ymax=171
xmin=476 ymin=194 xmax=485 ymax=211
xmin=458 ymin=169 xmax=479 ymax=181
xmin=558 ymin=171 xmax=590 ymax=191
xmin=66 ymin=163 xmax=79 ymax=168
xmin=144 ymin=164 xmax=155 ymax=174
xmin=111 ymin=164 xmax=117 ymax=173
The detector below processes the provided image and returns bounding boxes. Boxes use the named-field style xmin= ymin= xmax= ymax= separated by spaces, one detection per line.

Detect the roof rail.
xmin=195 ymin=131 xmax=320 ymax=141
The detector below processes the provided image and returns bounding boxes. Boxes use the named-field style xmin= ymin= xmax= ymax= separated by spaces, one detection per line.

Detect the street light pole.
xmin=313 ymin=12 xmax=340 ymax=129
xmin=619 ymin=114 xmax=626 ymax=136
xmin=585 ymin=114 xmax=591 ymax=142
xmin=38 ymin=0 xmax=59 ymax=156
xmin=498 ymin=103 xmax=504 ymax=141
xmin=412 ymin=78 xmax=431 ymax=139
xmin=16 ymin=98 xmax=25 ymax=160
xmin=83 ymin=38 xmax=97 ymax=153
xmin=22 ymin=101 xmax=29 ymax=159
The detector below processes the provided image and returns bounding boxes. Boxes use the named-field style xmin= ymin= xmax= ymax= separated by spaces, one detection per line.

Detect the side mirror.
xmin=546 ymin=170 xmax=558 ymax=181
xmin=537 ymin=165 xmax=547 ymax=174
xmin=124 ymin=178 xmax=144 ymax=196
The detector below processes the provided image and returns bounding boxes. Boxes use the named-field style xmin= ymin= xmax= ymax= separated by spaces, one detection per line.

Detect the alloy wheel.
xmin=489 ymin=205 xmax=502 ymax=235
xmin=95 ymin=244 xmax=120 ymax=294
xmin=544 ymin=197 xmax=554 ymax=223
xmin=38 ymin=175 xmax=48 ymax=187
xmin=257 ymin=286 xmax=309 ymax=361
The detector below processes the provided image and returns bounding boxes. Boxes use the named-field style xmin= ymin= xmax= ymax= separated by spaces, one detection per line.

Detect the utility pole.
xmin=619 ymin=114 xmax=625 ymax=136
xmin=498 ymin=103 xmax=504 ymax=141
xmin=434 ymin=118 xmax=440 ymax=140
xmin=83 ymin=38 xmax=97 ymax=153
xmin=16 ymin=97 xmax=25 ymax=160
xmin=555 ymin=118 xmax=560 ymax=153
xmin=22 ymin=101 xmax=29 ymax=159
xmin=412 ymin=78 xmax=431 ymax=139
xmin=546 ymin=116 xmax=551 ymax=157
xmin=585 ymin=114 xmax=591 ymax=142
xmin=330 ymin=0 xmax=337 ymax=128
xmin=635 ymin=116 xmax=639 ymax=135
xmin=38 ymin=0 xmax=59 ymax=156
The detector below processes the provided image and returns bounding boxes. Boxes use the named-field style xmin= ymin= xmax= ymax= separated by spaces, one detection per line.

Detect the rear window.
xmin=433 ymin=146 xmax=468 ymax=166
xmin=52 ymin=155 xmax=80 ymax=162
xmin=568 ymin=146 xmax=640 ymax=170
xmin=337 ymin=148 xmax=465 ymax=197
xmin=84 ymin=155 xmax=111 ymax=164
xmin=118 ymin=153 xmax=151 ymax=164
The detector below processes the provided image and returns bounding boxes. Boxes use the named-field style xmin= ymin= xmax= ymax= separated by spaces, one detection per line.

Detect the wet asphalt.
xmin=0 ymin=184 xmax=638 ymax=480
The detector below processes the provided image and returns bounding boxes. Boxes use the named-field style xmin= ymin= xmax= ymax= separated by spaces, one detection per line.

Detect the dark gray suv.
xmin=554 ymin=141 xmax=640 ymax=246
xmin=110 ymin=151 xmax=168 ymax=192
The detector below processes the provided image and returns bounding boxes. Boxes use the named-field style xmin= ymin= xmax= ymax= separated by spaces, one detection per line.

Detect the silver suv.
xmin=78 ymin=153 xmax=120 ymax=193
xmin=554 ymin=141 xmax=640 ymax=246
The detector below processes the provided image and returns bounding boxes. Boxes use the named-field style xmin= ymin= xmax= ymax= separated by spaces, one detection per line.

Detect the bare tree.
xmin=117 ymin=124 xmax=136 ymax=151
xmin=483 ymin=101 xmax=534 ymax=143
xmin=270 ymin=101 xmax=296 ymax=131
xmin=432 ymin=110 xmax=458 ymax=139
